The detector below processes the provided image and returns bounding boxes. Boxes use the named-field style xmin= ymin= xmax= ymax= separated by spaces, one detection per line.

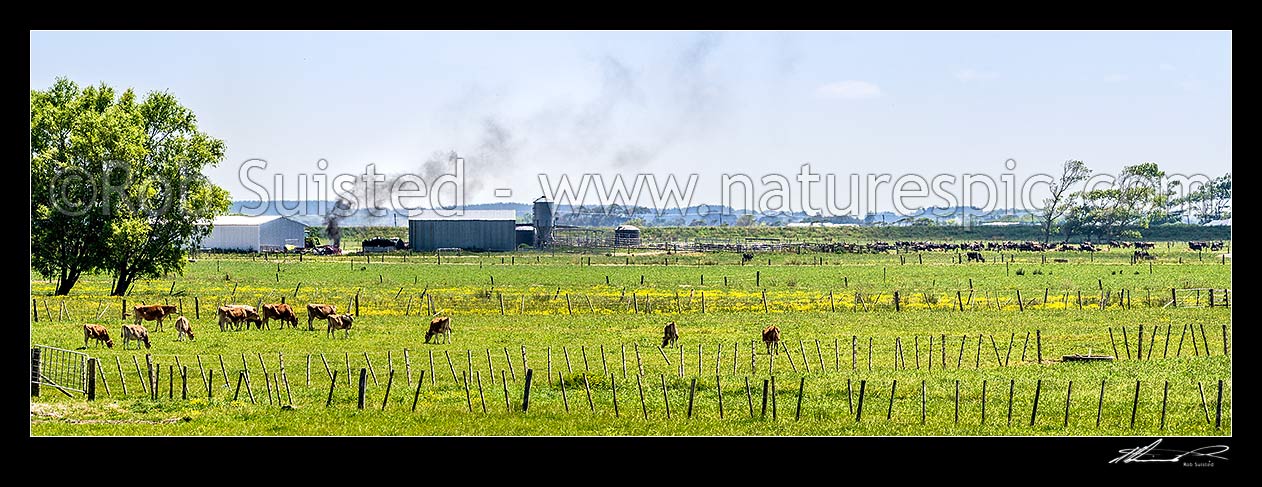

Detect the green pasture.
xmin=29 ymin=247 xmax=1231 ymax=436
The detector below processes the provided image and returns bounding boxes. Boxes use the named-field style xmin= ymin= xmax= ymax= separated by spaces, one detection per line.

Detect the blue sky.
xmin=30 ymin=31 xmax=1231 ymax=214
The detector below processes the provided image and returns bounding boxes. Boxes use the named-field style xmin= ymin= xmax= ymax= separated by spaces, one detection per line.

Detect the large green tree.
xmin=104 ymin=90 xmax=232 ymax=296
xmin=30 ymin=77 xmax=231 ymax=296
xmin=31 ymin=79 xmax=146 ymax=295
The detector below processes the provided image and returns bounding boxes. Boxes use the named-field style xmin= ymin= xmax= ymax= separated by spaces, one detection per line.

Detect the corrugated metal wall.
xmin=200 ymin=225 xmax=260 ymax=251
xmin=260 ymin=218 xmax=308 ymax=250
xmin=410 ymin=220 xmax=517 ymax=251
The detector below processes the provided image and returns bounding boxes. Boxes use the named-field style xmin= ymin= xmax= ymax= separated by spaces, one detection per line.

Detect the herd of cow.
xmin=79 ymin=303 xmax=455 ymax=351
xmin=803 ymin=239 xmax=1224 ymax=254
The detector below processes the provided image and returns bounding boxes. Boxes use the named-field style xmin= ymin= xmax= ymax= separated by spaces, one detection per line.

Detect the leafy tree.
xmin=1172 ymin=173 xmax=1231 ymax=224
xmin=1037 ymin=160 xmax=1090 ymax=243
xmin=1063 ymin=162 xmax=1168 ymax=241
xmin=104 ymin=90 xmax=232 ymax=296
xmin=31 ymin=79 xmax=146 ymax=295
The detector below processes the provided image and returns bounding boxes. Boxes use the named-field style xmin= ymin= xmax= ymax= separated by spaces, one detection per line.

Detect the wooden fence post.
xmin=357 ymin=369 xmax=367 ymax=410
xmin=855 ymin=380 xmax=866 ymax=422
xmin=1097 ymin=379 xmax=1105 ymax=428
xmin=761 ymin=379 xmax=769 ymax=419
xmin=638 ymin=374 xmax=648 ymax=420
xmin=381 ymin=370 xmax=394 ymax=411
xmin=661 ymin=374 xmax=671 ymax=419
xmin=86 ymin=358 xmax=96 ymax=401
xmin=410 ymin=370 xmax=424 ymax=412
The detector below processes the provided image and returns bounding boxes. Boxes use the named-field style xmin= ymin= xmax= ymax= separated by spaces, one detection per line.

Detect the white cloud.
xmin=1103 ymin=74 xmax=1129 ymax=83
xmin=955 ymin=69 xmax=998 ymax=82
xmin=1159 ymin=63 xmax=1176 ymax=71
xmin=816 ymin=80 xmax=882 ymax=99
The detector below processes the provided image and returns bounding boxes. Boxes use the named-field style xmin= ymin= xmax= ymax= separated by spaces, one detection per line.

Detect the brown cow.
xmin=131 ymin=304 xmax=178 ymax=332
xmin=83 ymin=324 xmax=114 ymax=349
xmin=425 ymin=316 xmax=452 ymax=344
xmin=217 ymin=305 xmax=262 ymax=331
xmin=326 ymin=314 xmax=354 ymax=338
xmin=122 ymin=324 xmax=151 ymax=350
xmin=661 ymin=322 xmax=679 ymax=348
xmin=174 ymin=316 xmax=194 ymax=341
xmin=262 ymin=303 xmax=299 ymax=329
xmin=307 ymin=304 xmax=337 ymax=331
xmin=762 ymin=325 xmax=781 ymax=355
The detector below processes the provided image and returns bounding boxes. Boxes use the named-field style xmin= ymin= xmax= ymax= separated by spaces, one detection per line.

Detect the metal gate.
xmin=30 ymin=345 xmax=88 ymax=396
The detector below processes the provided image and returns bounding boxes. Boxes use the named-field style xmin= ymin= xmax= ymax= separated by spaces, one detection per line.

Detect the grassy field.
xmin=29 ymin=245 xmax=1231 ymax=436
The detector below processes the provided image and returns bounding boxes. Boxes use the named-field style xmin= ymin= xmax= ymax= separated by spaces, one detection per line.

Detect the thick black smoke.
xmin=324 ymin=197 xmax=353 ymax=247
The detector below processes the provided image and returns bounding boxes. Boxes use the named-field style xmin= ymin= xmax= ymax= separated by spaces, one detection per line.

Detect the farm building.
xmin=613 ymin=224 xmax=641 ymax=246
xmin=409 ymin=210 xmax=518 ymax=251
xmin=197 ymin=215 xmax=307 ymax=252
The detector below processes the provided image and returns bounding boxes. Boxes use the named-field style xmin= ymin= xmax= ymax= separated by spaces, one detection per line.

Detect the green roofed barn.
xmin=408 ymin=210 xmax=518 ymax=251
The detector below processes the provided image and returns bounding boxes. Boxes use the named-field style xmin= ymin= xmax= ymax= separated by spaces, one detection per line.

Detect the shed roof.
xmin=408 ymin=210 xmax=517 ymax=221
xmin=201 ymin=215 xmax=306 ymax=226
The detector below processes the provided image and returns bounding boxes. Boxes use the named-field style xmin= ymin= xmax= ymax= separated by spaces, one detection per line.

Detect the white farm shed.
xmin=198 ymin=215 xmax=307 ymax=252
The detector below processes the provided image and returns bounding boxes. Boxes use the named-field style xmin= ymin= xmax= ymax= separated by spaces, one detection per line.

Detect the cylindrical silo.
xmin=532 ymin=197 xmax=554 ymax=248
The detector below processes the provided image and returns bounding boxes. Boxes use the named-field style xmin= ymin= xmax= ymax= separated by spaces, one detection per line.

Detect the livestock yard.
xmin=29 ymin=240 xmax=1231 ymax=436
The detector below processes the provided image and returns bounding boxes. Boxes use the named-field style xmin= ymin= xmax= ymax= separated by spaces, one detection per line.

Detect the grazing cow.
xmin=741 ymin=253 xmax=755 ymax=264
xmin=306 ymin=304 xmax=338 ymax=331
xmin=261 ymin=303 xmax=299 ymax=329
xmin=174 ymin=316 xmax=194 ymax=341
xmin=661 ymin=322 xmax=679 ymax=348
xmin=326 ymin=314 xmax=354 ymax=338
xmin=217 ymin=305 xmax=262 ymax=331
xmin=83 ymin=324 xmax=113 ymax=349
xmin=762 ymin=325 xmax=781 ymax=355
xmin=131 ymin=304 xmax=178 ymax=332
xmin=121 ymin=324 xmax=151 ymax=350
xmin=966 ymin=251 xmax=985 ymax=263
xmin=425 ymin=316 xmax=452 ymax=344
xmin=1133 ymin=250 xmax=1156 ymax=262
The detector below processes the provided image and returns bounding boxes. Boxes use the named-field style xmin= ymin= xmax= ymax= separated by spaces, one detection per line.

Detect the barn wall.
xmin=260 ymin=218 xmax=307 ymax=250
xmin=200 ymin=225 xmax=260 ymax=251
xmin=409 ymin=220 xmax=516 ymax=251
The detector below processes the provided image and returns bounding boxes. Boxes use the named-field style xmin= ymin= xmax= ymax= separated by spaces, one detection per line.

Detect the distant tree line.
xmin=1037 ymin=160 xmax=1230 ymax=243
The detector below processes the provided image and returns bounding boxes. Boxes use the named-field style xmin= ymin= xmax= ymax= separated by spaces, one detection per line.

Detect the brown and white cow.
xmin=83 ymin=324 xmax=114 ymax=349
xmin=131 ymin=304 xmax=178 ymax=332
xmin=217 ymin=305 xmax=262 ymax=331
xmin=174 ymin=316 xmax=194 ymax=341
xmin=326 ymin=314 xmax=354 ymax=338
xmin=661 ymin=322 xmax=679 ymax=348
xmin=261 ymin=303 xmax=299 ymax=329
xmin=424 ymin=316 xmax=452 ymax=344
xmin=762 ymin=325 xmax=781 ymax=355
xmin=307 ymin=304 xmax=337 ymax=331
xmin=121 ymin=324 xmax=151 ymax=350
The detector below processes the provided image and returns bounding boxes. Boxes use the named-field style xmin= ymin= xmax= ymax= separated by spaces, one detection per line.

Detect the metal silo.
xmin=532 ymin=196 xmax=554 ymax=248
